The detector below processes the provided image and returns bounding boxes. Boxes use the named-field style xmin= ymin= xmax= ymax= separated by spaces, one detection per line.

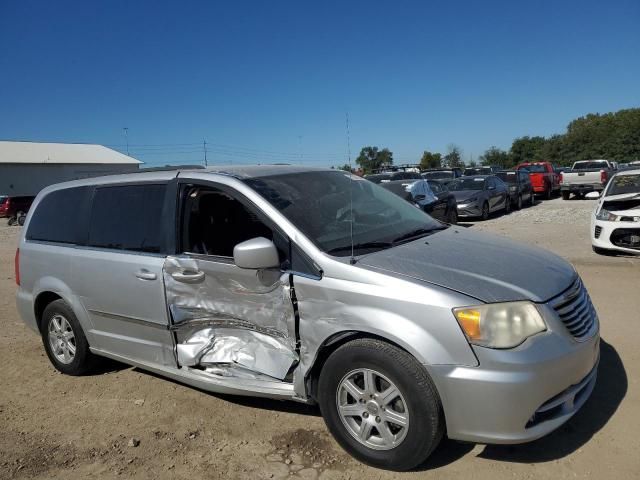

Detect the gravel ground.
xmin=0 ymin=196 xmax=639 ymax=479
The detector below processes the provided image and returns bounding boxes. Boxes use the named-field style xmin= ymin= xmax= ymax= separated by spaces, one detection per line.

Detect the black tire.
xmin=17 ymin=214 xmax=26 ymax=226
xmin=317 ymin=338 xmax=444 ymax=471
xmin=562 ymin=191 xmax=570 ymax=200
xmin=516 ymin=195 xmax=522 ymax=210
xmin=481 ymin=202 xmax=490 ymax=220
xmin=529 ymin=193 xmax=535 ymax=207
xmin=448 ymin=207 xmax=458 ymax=225
xmin=7 ymin=216 xmax=16 ymax=226
xmin=505 ymin=198 xmax=511 ymax=214
xmin=545 ymin=187 xmax=552 ymax=200
xmin=41 ymin=299 xmax=96 ymax=375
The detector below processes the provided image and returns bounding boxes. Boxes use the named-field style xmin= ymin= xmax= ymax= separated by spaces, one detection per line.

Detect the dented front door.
xmin=163 ymin=255 xmax=298 ymax=381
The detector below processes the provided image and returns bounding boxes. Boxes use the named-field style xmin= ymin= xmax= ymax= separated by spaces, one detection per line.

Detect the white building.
xmin=0 ymin=141 xmax=141 ymax=196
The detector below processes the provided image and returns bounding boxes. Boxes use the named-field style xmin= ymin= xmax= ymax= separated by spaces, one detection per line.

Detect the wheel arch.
xmin=34 ymin=291 xmax=63 ymax=331
xmin=305 ymin=331 xmax=421 ymax=402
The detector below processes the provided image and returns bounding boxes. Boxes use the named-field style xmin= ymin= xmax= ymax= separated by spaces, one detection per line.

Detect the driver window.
xmin=180 ymin=186 xmax=276 ymax=257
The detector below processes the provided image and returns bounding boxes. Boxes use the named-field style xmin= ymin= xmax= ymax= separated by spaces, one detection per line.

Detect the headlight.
xmin=453 ymin=301 xmax=546 ymax=349
xmin=596 ymin=209 xmax=618 ymax=221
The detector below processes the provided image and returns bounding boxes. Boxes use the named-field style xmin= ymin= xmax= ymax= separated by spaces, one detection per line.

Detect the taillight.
xmin=600 ymin=169 xmax=608 ymax=184
xmin=14 ymin=248 xmax=20 ymax=286
xmin=559 ymin=172 xmax=563 ymax=184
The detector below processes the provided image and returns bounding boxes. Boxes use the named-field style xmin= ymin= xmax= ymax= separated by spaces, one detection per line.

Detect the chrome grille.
xmin=550 ymin=277 xmax=597 ymax=341
xmin=594 ymin=226 xmax=602 ymax=238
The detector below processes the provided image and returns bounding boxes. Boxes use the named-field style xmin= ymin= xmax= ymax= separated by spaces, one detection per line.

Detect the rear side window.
xmin=88 ymin=184 xmax=166 ymax=253
xmin=26 ymin=187 xmax=89 ymax=244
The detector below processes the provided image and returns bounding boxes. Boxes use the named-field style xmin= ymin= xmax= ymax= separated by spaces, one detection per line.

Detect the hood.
xmin=451 ymin=190 xmax=482 ymax=202
xmin=357 ymin=228 xmax=576 ymax=303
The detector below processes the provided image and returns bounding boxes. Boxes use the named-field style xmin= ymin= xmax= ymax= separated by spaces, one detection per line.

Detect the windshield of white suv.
xmin=244 ymin=171 xmax=445 ymax=256
xmin=606 ymin=174 xmax=640 ymax=196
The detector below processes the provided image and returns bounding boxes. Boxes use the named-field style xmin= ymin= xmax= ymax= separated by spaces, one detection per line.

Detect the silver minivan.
xmin=16 ymin=166 xmax=600 ymax=470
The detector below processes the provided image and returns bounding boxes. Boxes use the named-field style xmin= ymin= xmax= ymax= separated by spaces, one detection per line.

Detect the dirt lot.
xmin=1 ymin=197 xmax=639 ymax=479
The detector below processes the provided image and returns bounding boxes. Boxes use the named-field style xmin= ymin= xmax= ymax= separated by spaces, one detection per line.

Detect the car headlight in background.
xmin=453 ymin=301 xmax=546 ymax=349
xmin=596 ymin=209 xmax=618 ymax=221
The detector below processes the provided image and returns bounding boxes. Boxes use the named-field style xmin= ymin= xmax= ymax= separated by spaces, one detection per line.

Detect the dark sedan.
xmin=378 ymin=179 xmax=458 ymax=223
xmin=496 ymin=170 xmax=535 ymax=209
xmin=449 ymin=175 xmax=510 ymax=220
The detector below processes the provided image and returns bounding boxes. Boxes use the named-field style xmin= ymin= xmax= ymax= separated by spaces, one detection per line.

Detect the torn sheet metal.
xmin=177 ymin=327 xmax=297 ymax=379
xmin=164 ymin=255 xmax=298 ymax=380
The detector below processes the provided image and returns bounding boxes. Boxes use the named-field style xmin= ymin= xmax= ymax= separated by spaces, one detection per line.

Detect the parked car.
xmin=378 ymin=178 xmax=457 ymax=224
xmin=16 ymin=166 xmax=599 ymax=470
xmin=0 ymin=195 xmax=35 ymax=225
xmin=590 ymin=169 xmax=640 ymax=255
xmin=421 ymin=168 xmax=462 ymax=185
xmin=448 ymin=175 xmax=510 ymax=220
xmin=559 ymin=159 xmax=615 ymax=199
xmin=495 ymin=170 xmax=535 ymax=209
xmin=364 ymin=171 xmax=422 ymax=184
xmin=516 ymin=162 xmax=560 ymax=200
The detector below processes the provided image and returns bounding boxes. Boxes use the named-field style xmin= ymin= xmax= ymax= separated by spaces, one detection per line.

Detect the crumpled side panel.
xmin=176 ymin=327 xmax=297 ymax=379
xmin=163 ymin=256 xmax=298 ymax=380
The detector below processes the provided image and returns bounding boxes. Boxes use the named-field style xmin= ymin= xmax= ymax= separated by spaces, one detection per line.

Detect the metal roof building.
xmin=0 ymin=141 xmax=141 ymax=196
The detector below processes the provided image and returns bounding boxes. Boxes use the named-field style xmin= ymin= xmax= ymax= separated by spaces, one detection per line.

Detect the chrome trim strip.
xmin=88 ymin=309 xmax=169 ymax=329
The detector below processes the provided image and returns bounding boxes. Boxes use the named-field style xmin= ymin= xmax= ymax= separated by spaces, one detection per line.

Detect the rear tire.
xmin=317 ymin=338 xmax=444 ymax=471
xmin=41 ymin=299 xmax=96 ymax=376
xmin=562 ymin=191 xmax=570 ymax=200
xmin=545 ymin=187 xmax=552 ymax=200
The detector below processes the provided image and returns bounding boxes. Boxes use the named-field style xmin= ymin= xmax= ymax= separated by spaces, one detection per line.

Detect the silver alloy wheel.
xmin=336 ymin=368 xmax=409 ymax=450
xmin=47 ymin=314 xmax=76 ymax=364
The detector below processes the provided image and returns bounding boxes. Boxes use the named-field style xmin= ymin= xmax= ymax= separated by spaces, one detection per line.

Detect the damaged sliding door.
xmin=163 ymin=255 xmax=298 ymax=381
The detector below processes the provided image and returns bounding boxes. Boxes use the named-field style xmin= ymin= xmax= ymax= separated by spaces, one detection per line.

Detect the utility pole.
xmin=123 ymin=127 xmax=129 ymax=156
xmin=203 ymin=139 xmax=208 ymax=167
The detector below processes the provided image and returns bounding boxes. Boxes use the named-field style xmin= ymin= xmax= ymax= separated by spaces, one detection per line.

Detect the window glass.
xmin=26 ymin=187 xmax=89 ymax=244
xmin=88 ymin=184 xmax=166 ymax=253
xmin=181 ymin=186 xmax=275 ymax=258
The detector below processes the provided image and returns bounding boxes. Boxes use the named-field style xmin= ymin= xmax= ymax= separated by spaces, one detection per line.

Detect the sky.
xmin=1 ymin=0 xmax=639 ymax=167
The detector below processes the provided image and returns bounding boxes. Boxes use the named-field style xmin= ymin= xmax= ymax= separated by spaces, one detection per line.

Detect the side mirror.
xmin=233 ymin=237 xmax=280 ymax=269
xmin=585 ymin=191 xmax=601 ymax=199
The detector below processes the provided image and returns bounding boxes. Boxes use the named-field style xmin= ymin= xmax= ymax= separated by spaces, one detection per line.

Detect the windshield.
xmin=423 ymin=171 xmax=453 ymax=180
xmin=464 ymin=167 xmax=491 ymax=176
xmin=496 ymin=172 xmax=517 ymax=183
xmin=448 ymin=177 xmax=486 ymax=191
xmin=519 ymin=164 xmax=546 ymax=173
xmin=244 ymin=171 xmax=444 ymax=256
xmin=573 ymin=161 xmax=609 ymax=170
xmin=606 ymin=174 xmax=640 ymax=196
xmin=364 ymin=174 xmax=391 ymax=184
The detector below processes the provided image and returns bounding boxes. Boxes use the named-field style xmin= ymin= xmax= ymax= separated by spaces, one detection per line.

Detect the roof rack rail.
xmin=139 ymin=164 xmax=206 ymax=172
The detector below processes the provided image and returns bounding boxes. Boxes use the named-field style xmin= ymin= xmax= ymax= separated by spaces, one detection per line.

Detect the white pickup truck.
xmin=560 ymin=159 xmax=615 ymax=200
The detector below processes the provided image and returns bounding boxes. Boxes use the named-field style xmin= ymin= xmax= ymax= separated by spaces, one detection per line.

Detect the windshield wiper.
xmin=392 ymin=225 xmax=448 ymax=245
xmin=327 ymin=241 xmax=393 ymax=255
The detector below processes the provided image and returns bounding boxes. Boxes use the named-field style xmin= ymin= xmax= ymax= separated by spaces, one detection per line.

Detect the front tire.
xmin=41 ymin=299 xmax=96 ymax=375
xmin=448 ymin=208 xmax=458 ymax=225
xmin=516 ymin=195 xmax=522 ymax=210
xmin=481 ymin=202 xmax=490 ymax=220
xmin=317 ymin=338 xmax=444 ymax=471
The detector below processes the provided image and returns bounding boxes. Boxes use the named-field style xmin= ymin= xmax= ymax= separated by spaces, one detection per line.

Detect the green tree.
xmin=419 ymin=151 xmax=442 ymax=170
xmin=443 ymin=144 xmax=464 ymax=168
xmin=509 ymin=136 xmax=546 ymax=165
xmin=355 ymin=146 xmax=393 ymax=173
xmin=480 ymin=146 xmax=510 ymax=168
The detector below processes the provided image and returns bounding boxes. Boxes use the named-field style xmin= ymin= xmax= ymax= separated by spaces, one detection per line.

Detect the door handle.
xmin=135 ymin=269 xmax=157 ymax=281
xmin=171 ymin=270 xmax=205 ymax=284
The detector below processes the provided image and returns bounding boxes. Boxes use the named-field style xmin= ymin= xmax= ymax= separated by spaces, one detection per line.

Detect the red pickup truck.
xmin=516 ymin=162 xmax=560 ymax=199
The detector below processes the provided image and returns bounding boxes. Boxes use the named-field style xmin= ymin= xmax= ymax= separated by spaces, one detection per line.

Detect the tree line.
xmin=344 ymin=107 xmax=640 ymax=173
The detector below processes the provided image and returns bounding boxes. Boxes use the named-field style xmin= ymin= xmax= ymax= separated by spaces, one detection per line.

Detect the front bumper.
xmin=427 ymin=304 xmax=600 ymax=444
xmin=591 ymin=218 xmax=640 ymax=254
